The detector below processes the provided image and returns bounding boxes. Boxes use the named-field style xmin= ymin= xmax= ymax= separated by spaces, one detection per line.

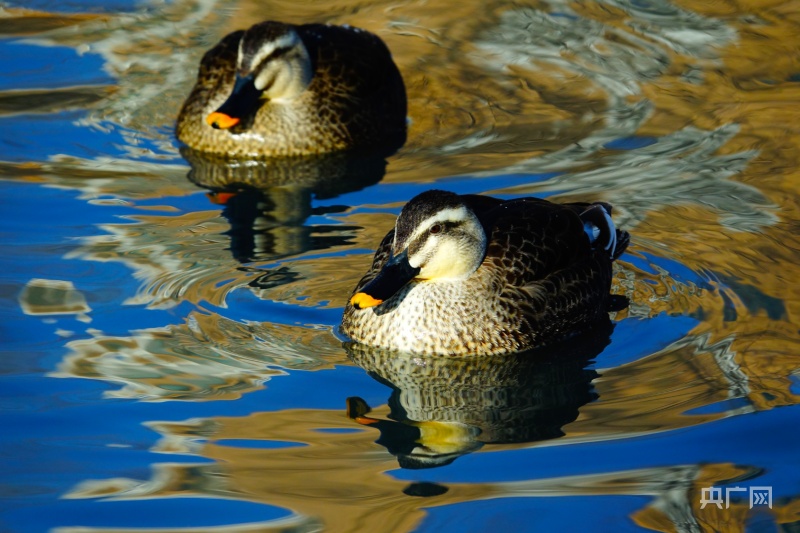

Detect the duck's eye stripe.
xmin=245 ymin=46 xmax=293 ymax=74
xmin=263 ymin=46 xmax=293 ymax=62
xmin=434 ymin=221 xmax=460 ymax=233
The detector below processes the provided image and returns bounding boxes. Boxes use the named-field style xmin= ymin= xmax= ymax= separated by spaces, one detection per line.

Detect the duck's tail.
xmin=580 ymin=203 xmax=630 ymax=260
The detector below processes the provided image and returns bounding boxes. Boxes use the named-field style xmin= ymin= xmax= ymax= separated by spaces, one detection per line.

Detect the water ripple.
xmin=52 ymin=311 xmax=346 ymax=401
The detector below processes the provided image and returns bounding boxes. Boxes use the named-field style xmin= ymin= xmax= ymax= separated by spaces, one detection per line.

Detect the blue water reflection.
xmin=0 ymin=43 xmax=112 ymax=91
xmin=0 ymin=113 xmax=122 ymax=162
xmin=2 ymin=0 xmax=800 ymax=531
xmin=3 ymin=0 xmax=144 ymax=13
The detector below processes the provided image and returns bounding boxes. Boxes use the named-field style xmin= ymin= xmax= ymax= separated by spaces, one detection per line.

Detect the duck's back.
xmin=477 ymin=198 xmax=625 ymax=347
xmin=299 ymin=24 xmax=407 ymax=146
xmin=176 ymin=23 xmax=407 ymax=157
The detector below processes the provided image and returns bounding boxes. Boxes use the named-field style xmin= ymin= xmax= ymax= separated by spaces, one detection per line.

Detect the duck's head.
xmin=207 ymin=22 xmax=313 ymax=130
xmin=351 ymin=190 xmax=487 ymax=309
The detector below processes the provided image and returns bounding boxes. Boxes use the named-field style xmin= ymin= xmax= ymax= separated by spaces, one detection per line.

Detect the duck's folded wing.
xmin=300 ymin=24 xmax=407 ymax=137
xmin=483 ymin=199 xmax=621 ymax=334
xmin=482 ymin=198 xmax=593 ymax=285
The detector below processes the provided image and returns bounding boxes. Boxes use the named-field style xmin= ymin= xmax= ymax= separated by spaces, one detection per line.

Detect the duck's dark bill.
xmin=350 ymin=250 xmax=420 ymax=309
xmin=346 ymin=397 xmax=379 ymax=425
xmin=206 ymin=73 xmax=262 ymax=129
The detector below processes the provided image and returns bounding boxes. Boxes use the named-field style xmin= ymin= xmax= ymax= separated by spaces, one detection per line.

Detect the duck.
xmin=176 ymin=21 xmax=407 ymax=158
xmin=340 ymin=190 xmax=630 ymax=356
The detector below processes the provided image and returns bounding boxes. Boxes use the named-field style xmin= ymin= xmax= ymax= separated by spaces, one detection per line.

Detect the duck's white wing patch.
xmin=580 ymin=204 xmax=617 ymax=257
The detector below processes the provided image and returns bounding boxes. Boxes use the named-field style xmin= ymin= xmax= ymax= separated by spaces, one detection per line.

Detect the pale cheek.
xmin=419 ymin=241 xmax=467 ymax=279
xmin=254 ymin=70 xmax=274 ymax=92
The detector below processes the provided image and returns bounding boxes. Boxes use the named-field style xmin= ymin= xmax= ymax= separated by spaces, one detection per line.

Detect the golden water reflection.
xmin=19 ymin=279 xmax=92 ymax=319
xmin=62 ymin=419 xmax=798 ymax=532
xmin=4 ymin=0 xmax=800 ymax=531
xmin=57 ymin=311 xmax=800 ymax=530
xmin=52 ymin=311 xmax=348 ymax=401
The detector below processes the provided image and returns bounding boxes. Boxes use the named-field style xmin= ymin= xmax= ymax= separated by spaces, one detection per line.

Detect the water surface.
xmin=2 ymin=0 xmax=800 ymax=531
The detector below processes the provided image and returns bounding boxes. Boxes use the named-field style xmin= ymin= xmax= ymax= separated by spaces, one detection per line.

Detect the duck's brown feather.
xmin=176 ymin=22 xmax=406 ymax=157
xmin=342 ymin=193 xmax=629 ymax=356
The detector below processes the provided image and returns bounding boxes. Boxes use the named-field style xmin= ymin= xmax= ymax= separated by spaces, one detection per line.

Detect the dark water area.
xmin=1 ymin=0 xmax=800 ymax=532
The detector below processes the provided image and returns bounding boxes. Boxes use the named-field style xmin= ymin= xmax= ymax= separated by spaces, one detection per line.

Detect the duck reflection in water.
xmin=180 ymin=143 xmax=400 ymax=265
xmin=346 ymin=320 xmax=613 ymax=469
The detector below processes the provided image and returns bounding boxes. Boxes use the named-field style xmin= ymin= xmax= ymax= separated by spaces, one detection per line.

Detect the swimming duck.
xmin=176 ymin=21 xmax=407 ymax=157
xmin=341 ymin=190 xmax=630 ymax=356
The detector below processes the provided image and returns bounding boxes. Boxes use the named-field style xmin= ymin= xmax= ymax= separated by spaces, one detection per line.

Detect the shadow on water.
xmin=180 ymin=143 xmax=399 ymax=263
xmin=344 ymin=320 xmax=613 ymax=469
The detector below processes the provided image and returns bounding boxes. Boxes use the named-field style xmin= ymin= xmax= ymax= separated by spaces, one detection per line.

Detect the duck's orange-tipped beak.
xmin=206 ymin=191 xmax=237 ymax=205
xmin=349 ymin=249 xmax=420 ymax=309
xmin=206 ymin=111 xmax=240 ymax=129
xmin=350 ymin=292 xmax=383 ymax=309
xmin=346 ymin=396 xmax=378 ymax=425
